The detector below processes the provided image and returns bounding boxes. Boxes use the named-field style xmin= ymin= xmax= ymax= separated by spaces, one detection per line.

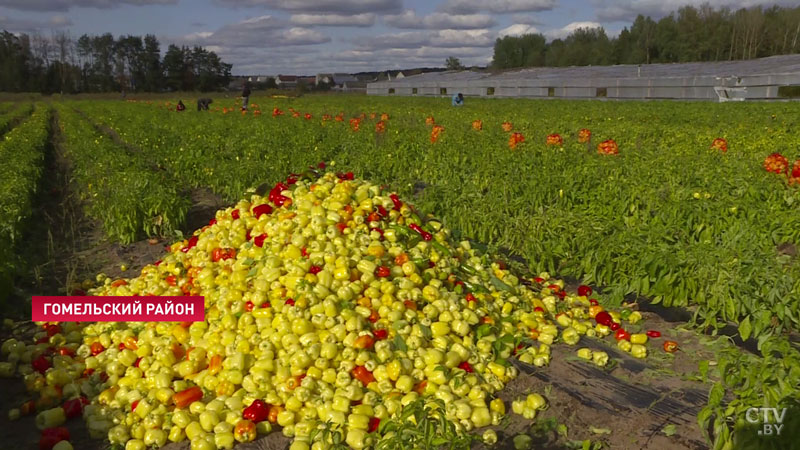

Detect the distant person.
xmin=452 ymin=92 xmax=464 ymax=106
xmin=197 ymin=98 xmax=212 ymax=111
xmin=176 ymin=100 xmax=186 ymax=111
xmin=241 ymin=82 xmax=251 ymax=111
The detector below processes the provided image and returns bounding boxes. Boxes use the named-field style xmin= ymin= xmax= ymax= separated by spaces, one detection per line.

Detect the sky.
xmin=0 ymin=0 xmax=795 ymax=75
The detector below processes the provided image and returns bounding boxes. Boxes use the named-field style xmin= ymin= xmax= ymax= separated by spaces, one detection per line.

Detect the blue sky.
xmin=0 ymin=0 xmax=794 ymax=75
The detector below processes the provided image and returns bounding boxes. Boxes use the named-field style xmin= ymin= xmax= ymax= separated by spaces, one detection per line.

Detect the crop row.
xmin=54 ymin=106 xmax=190 ymax=244
xmin=0 ymin=105 xmax=50 ymax=305
xmin=0 ymin=103 xmax=34 ymax=137
xmin=49 ymin=97 xmax=800 ymax=449
xmin=77 ymin=99 xmax=800 ymax=342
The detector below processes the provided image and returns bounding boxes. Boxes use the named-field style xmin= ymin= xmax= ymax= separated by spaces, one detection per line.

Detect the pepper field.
xmin=0 ymin=96 xmax=799 ymax=450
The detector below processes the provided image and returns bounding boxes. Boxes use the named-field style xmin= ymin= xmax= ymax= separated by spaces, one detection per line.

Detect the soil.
xmin=0 ymin=112 xmax=718 ymax=450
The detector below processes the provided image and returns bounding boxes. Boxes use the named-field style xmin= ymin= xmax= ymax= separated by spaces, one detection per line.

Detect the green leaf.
xmin=489 ymin=275 xmax=512 ymax=291
xmin=738 ymin=315 xmax=752 ymax=341
xmin=476 ymin=324 xmax=493 ymax=339
xmin=420 ymin=325 xmax=432 ymax=339
xmin=589 ymin=426 xmax=611 ymax=435
xmin=708 ymin=383 xmax=725 ymax=407
xmin=698 ymin=360 xmax=709 ymax=382
xmin=661 ymin=424 xmax=677 ymax=436
xmin=393 ymin=335 xmax=407 ymax=352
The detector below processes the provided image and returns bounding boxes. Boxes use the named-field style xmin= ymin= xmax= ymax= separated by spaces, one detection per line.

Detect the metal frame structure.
xmin=367 ymin=55 xmax=800 ymax=101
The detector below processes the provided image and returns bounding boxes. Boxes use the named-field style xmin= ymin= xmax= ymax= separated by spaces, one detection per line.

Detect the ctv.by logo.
xmin=745 ymin=407 xmax=787 ymax=436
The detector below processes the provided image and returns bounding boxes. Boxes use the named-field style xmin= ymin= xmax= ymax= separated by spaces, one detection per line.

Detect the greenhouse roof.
xmin=379 ymin=54 xmax=800 ymax=84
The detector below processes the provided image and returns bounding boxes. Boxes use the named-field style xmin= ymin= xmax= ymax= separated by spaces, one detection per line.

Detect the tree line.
xmin=492 ymin=4 xmax=800 ymax=69
xmin=0 ymin=31 xmax=232 ymax=94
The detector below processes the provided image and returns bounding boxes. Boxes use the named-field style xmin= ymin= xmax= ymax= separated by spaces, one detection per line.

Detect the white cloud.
xmin=183 ymin=31 xmax=214 ymax=39
xmin=498 ymin=23 xmax=541 ymax=37
xmin=384 ymin=10 xmax=496 ymax=29
xmin=289 ymin=13 xmax=375 ymax=27
xmin=1 ymin=0 xmax=176 ymax=12
xmin=213 ymin=0 xmax=402 ymax=14
xmin=432 ymin=29 xmax=494 ymax=47
xmin=545 ymin=21 xmax=602 ymax=40
xmin=175 ymin=15 xmax=330 ymax=49
xmin=441 ymin=0 xmax=557 ymax=14
xmin=355 ymin=29 xmax=495 ymax=50
xmin=355 ymin=31 xmax=431 ymax=49
xmin=282 ymin=27 xmax=330 ymax=44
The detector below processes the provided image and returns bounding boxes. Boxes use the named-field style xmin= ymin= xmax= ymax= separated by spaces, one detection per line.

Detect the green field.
xmin=0 ymin=96 xmax=798 ymax=450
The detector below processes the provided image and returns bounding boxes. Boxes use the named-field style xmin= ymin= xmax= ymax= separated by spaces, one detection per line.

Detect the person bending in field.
xmin=197 ymin=98 xmax=213 ymax=111
xmin=176 ymin=100 xmax=186 ymax=111
xmin=452 ymin=92 xmax=464 ymax=107
xmin=241 ymin=82 xmax=251 ymax=111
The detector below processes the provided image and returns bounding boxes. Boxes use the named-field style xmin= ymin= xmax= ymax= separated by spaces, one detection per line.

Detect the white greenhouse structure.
xmin=367 ymin=55 xmax=800 ymax=102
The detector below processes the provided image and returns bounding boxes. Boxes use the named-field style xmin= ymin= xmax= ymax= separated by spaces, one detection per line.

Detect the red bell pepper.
xmin=62 ymin=398 xmax=83 ymax=419
xmin=614 ymin=329 xmax=630 ymax=341
xmin=39 ymin=427 xmax=70 ymax=450
xmin=181 ymin=235 xmax=198 ymax=252
xmin=285 ymin=299 xmax=295 ymax=306
xmin=663 ymin=341 xmax=679 ymax=353
xmin=252 ymin=204 xmax=273 ymax=218
xmin=408 ymin=223 xmax=432 ymax=241
xmin=389 ymin=194 xmax=402 ymax=210
xmin=173 ymin=386 xmax=203 ymax=409
xmin=577 ymin=285 xmax=592 ymax=297
xmin=368 ymin=417 xmax=381 ymax=433
xmin=32 ymin=355 xmax=51 ymax=374
xmin=646 ymin=330 xmax=661 ymax=338
xmin=610 ymin=322 xmax=621 ymax=331
xmin=242 ymin=399 xmax=270 ymax=423
xmin=458 ymin=362 xmax=474 ymax=373
xmin=352 ymin=366 xmax=375 ymax=386
xmin=253 ymin=234 xmax=268 ymax=248
xmin=594 ymin=311 xmax=612 ymax=326
xmin=309 ymin=265 xmax=322 ymax=275
xmin=231 ymin=209 xmax=240 ymax=220
xmin=374 ymin=266 xmax=391 ymax=278
xmin=373 ymin=329 xmax=388 ymax=340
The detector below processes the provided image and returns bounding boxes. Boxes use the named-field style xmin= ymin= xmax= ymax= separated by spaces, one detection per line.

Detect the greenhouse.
xmin=367 ymin=54 xmax=800 ymax=101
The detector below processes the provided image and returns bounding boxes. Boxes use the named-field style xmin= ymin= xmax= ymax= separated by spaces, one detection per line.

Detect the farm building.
xmin=367 ymin=54 xmax=800 ymax=101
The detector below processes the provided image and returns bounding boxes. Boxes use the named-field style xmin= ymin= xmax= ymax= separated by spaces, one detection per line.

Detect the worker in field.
xmin=452 ymin=92 xmax=464 ymax=106
xmin=241 ymin=82 xmax=252 ymax=111
xmin=197 ymin=98 xmax=213 ymax=111
xmin=176 ymin=100 xmax=186 ymax=111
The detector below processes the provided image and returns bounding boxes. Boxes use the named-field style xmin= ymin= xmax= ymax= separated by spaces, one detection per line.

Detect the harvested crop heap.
xmin=2 ymin=168 xmax=659 ymax=450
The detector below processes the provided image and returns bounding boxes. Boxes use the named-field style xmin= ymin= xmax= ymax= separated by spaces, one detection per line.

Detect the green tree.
xmin=445 ymin=56 xmax=464 ymax=70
